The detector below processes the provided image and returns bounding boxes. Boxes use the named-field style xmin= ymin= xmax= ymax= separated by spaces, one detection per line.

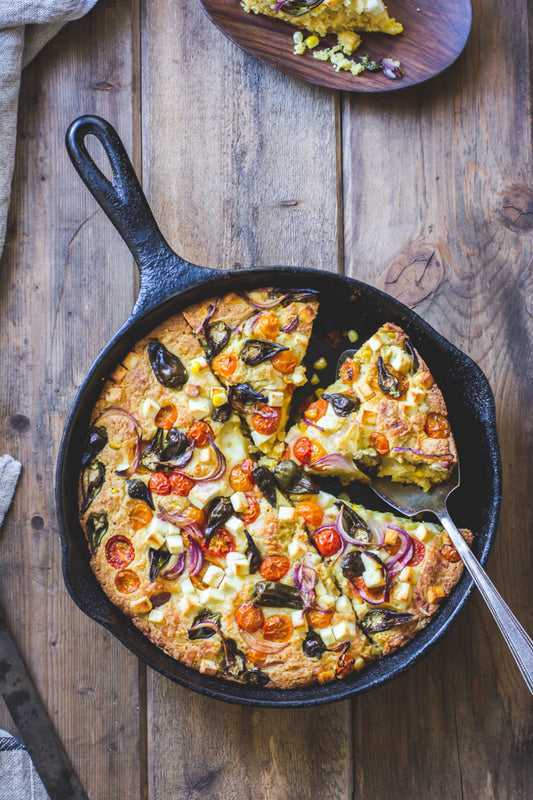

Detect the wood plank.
xmin=141 ymin=2 xmax=349 ymax=798
xmin=0 ymin=2 xmax=143 ymax=797
xmin=342 ymin=0 xmax=533 ymax=796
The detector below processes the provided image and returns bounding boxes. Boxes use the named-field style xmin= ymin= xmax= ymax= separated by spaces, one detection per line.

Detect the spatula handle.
xmin=438 ymin=511 xmax=533 ymax=694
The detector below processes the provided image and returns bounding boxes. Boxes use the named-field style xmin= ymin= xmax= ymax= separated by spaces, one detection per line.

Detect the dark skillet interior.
xmin=56 ymin=117 xmax=501 ymax=707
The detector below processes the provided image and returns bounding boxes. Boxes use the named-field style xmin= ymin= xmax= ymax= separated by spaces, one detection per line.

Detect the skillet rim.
xmin=56 ymin=265 xmax=502 ymax=707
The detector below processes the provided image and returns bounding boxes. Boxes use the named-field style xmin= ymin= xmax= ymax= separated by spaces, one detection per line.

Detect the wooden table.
xmin=1 ymin=0 xmax=531 ymax=797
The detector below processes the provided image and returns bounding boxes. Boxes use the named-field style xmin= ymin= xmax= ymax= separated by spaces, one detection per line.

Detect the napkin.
xmin=0 ymin=0 xmax=98 ymax=263
xmin=0 ymin=728 xmax=48 ymax=800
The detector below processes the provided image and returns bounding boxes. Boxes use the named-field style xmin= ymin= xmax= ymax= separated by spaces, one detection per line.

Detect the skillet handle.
xmin=65 ymin=115 xmax=216 ymax=316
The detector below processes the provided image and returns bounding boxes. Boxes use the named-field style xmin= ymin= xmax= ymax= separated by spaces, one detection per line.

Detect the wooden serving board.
xmin=197 ymin=0 xmax=472 ymax=92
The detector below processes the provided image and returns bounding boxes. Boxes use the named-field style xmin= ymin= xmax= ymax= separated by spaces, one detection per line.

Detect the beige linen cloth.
xmin=0 ymin=0 xmax=98 ymax=263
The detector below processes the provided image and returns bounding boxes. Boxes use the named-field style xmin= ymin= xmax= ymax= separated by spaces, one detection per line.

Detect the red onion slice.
xmin=293 ymin=562 xmax=318 ymax=609
xmin=115 ymin=437 xmax=142 ymax=477
xmin=188 ymin=536 xmax=204 ymax=576
xmin=161 ymin=552 xmax=187 ymax=581
xmin=156 ymin=505 xmax=204 ymax=540
xmin=385 ymin=526 xmax=415 ymax=577
xmin=173 ymin=435 xmax=226 ymax=483
xmin=95 ymin=407 xmax=143 ymax=477
xmin=194 ymin=301 xmax=218 ymax=334
xmin=240 ymin=291 xmax=290 ymax=309
xmin=240 ymin=631 xmax=290 ymax=654
xmin=393 ymin=446 xmax=453 ymax=460
xmin=304 ymin=419 xmax=325 ymax=433
xmin=335 ymin=509 xmax=371 ymax=547
xmin=308 ymin=453 xmax=359 ymax=473
xmin=281 ymin=315 xmax=299 ymax=334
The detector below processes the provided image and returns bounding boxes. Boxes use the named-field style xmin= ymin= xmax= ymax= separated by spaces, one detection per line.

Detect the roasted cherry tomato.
xmin=243 ymin=493 xmax=260 ymax=525
xmin=203 ymin=528 xmax=236 ymax=557
xmin=263 ymin=614 xmax=294 ymax=642
xmin=335 ymin=646 xmax=355 ymax=679
xmin=154 ymin=404 xmax=177 ymax=430
xmin=259 ymin=555 xmax=291 ymax=581
xmin=169 ymin=472 xmax=195 ymax=496
xmin=424 ymin=412 xmax=451 ymax=439
xmin=407 ymin=538 xmax=425 ymax=566
xmin=306 ymin=608 xmax=334 ymax=628
xmin=441 ymin=543 xmax=460 ymax=563
xmin=339 ymin=357 xmax=359 ymax=384
xmin=105 ymin=535 xmax=135 ymax=569
xmin=314 ymin=527 xmax=342 ymax=558
xmin=114 ymin=569 xmax=140 ymax=594
xmin=188 ymin=420 xmax=213 ymax=447
xmin=252 ymin=405 xmax=281 ymax=435
xmin=235 ymin=603 xmax=265 ymax=633
xmin=229 ymin=459 xmax=255 ymax=492
xmin=304 ymin=398 xmax=328 ymax=422
xmin=370 ymin=432 xmax=390 ymax=455
xmin=149 ymin=471 xmax=172 ymax=495
xmin=271 ymin=351 xmax=298 ymax=374
xmin=129 ymin=502 xmax=153 ymax=531
xmin=295 ymin=501 xmax=324 ymax=528
xmin=181 ymin=505 xmax=207 ymax=530
xmin=255 ymin=312 xmax=279 ymax=340
xmin=211 ymin=352 xmax=237 ymax=378
xmin=292 ymin=437 xmax=327 ymax=466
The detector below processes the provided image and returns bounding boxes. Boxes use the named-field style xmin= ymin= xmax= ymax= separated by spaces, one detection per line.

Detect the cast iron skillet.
xmin=56 ymin=115 xmax=502 ymax=708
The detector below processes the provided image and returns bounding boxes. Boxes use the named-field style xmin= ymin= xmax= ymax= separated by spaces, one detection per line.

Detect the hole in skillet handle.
xmin=65 ymin=115 xmax=217 ymax=319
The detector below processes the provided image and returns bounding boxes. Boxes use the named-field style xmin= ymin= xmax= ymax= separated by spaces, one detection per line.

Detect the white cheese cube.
xmin=225 ymin=515 xmax=244 ymax=536
xmin=251 ymin=429 xmax=275 ymax=448
xmin=188 ymin=396 xmax=212 ymax=419
xmin=188 ymin=480 xmax=227 ymax=509
xmin=291 ymin=610 xmax=307 ymax=629
xmin=316 ymin=594 xmax=336 ymax=610
xmin=352 ymin=599 xmax=368 ymax=618
xmin=230 ymin=492 xmax=248 ymax=513
xmin=141 ymin=397 xmax=161 ymax=420
xmin=148 ymin=607 xmax=166 ymax=624
xmin=318 ymin=406 xmax=341 ymax=433
xmin=332 ymin=621 xmax=355 ymax=640
xmin=398 ymin=566 xmax=416 ymax=583
xmin=413 ymin=524 xmax=432 ymax=542
xmin=145 ymin=530 xmax=165 ymax=548
xmin=278 ymin=506 xmax=295 ymax=521
xmin=179 ymin=577 xmax=195 ymax=596
xmin=199 ymin=448 xmax=213 ymax=463
xmin=291 ymin=365 xmax=306 ymax=385
xmin=305 ymin=552 xmax=322 ymax=568
xmin=267 ymin=390 xmax=284 ymax=407
xmin=177 ymin=595 xmax=203 ymax=615
xmin=219 ymin=576 xmax=239 ymax=596
xmin=199 ymin=587 xmax=226 ymax=605
xmin=320 ymin=627 xmax=337 ymax=647
xmin=166 ymin=534 xmax=184 ymax=555
xmin=317 ymin=491 xmax=337 ymax=509
xmin=203 ymin=565 xmax=224 ymax=588
xmin=335 ymin=595 xmax=352 ymax=615
xmin=392 ymin=582 xmax=411 ymax=602
xmin=368 ymin=334 xmax=382 ymax=351
xmin=225 ymin=552 xmax=249 ymax=577
xmin=389 ymin=347 xmax=411 ymax=373
xmin=315 ymin=580 xmax=328 ymax=597
xmin=361 ymin=553 xmax=379 ymax=572
xmin=362 ymin=569 xmax=384 ymax=588
xmin=366 ymin=0 xmax=385 ymax=16
xmin=287 ymin=539 xmax=307 ymax=559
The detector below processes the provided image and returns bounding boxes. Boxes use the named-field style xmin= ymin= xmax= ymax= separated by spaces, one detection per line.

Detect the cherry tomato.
xmin=105 ymin=535 xmax=135 ymax=569
xmin=149 ymin=471 xmax=172 ymax=495
xmin=188 ymin=420 xmax=213 ymax=447
xmin=263 ymin=614 xmax=294 ymax=642
xmin=295 ymin=501 xmax=324 ymax=529
xmin=255 ymin=312 xmax=279 ymax=340
xmin=271 ymin=351 xmax=298 ymax=374
xmin=181 ymin=505 xmax=207 ymax=530
xmin=129 ymin=502 xmax=153 ymax=531
xmin=154 ymin=404 xmax=177 ymax=430
xmin=211 ymin=352 xmax=237 ymax=378
xmin=407 ymin=538 xmax=425 ymax=566
xmin=229 ymin=461 xmax=255 ymax=492
xmin=335 ymin=647 xmax=355 ymax=679
xmin=235 ymin=603 xmax=265 ymax=633
xmin=115 ymin=569 xmax=140 ymax=594
xmin=252 ymin=405 xmax=281 ymax=435
xmin=259 ymin=555 xmax=291 ymax=581
xmin=314 ymin=527 xmax=342 ymax=558
xmin=292 ymin=437 xmax=327 ymax=466
xmin=243 ymin=493 xmax=260 ymax=525
xmin=370 ymin=432 xmax=390 ymax=455
xmin=306 ymin=608 xmax=334 ymax=628
xmin=339 ymin=357 xmax=359 ymax=384
xmin=441 ymin=543 xmax=460 ymax=563
xmin=203 ymin=529 xmax=236 ymax=557
xmin=424 ymin=412 xmax=451 ymax=439
xmin=304 ymin=398 xmax=328 ymax=422
xmin=169 ymin=472 xmax=195 ymax=496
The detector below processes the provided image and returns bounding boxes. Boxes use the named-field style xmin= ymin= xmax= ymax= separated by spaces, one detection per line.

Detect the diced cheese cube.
xmin=317 ymin=491 xmax=337 ymax=509
xmin=200 ymin=448 xmax=213 ymax=463
xmin=320 ymin=627 xmax=337 ymax=647
xmin=267 ymin=390 xmax=284 ymax=407
xmin=362 ymin=569 xmax=384 ymax=588
xmin=199 ymin=587 xmax=226 ymax=605
xmin=199 ymin=659 xmax=218 ymax=675
xmin=110 ymin=365 xmax=127 ymax=383
xmin=204 ymin=564 xmax=224 ymax=588
xmin=130 ymin=596 xmax=152 ymax=614
xmin=384 ymin=527 xmax=400 ymax=546
xmin=177 ymin=595 xmax=203 ymax=615
xmin=426 ymin=585 xmax=446 ymax=603
xmin=392 ymin=582 xmax=411 ymax=602
xmin=305 ymin=552 xmax=322 ymax=568
xmin=361 ymin=553 xmax=379 ymax=572
xmin=389 ymin=348 xmax=411 ymax=373
xmin=315 ymin=580 xmax=328 ymax=597
xmin=398 ymin=566 xmax=415 ymax=583
xmin=225 ymin=515 xmax=244 ymax=536
xmin=251 ymin=429 xmax=275 ymax=448
xmin=413 ymin=524 xmax=432 ymax=542
xmin=179 ymin=577 xmax=195 ymax=596
xmin=122 ymin=352 xmax=139 ymax=370
xmin=230 ymin=492 xmax=248 ymax=513
xmin=190 ymin=356 xmax=208 ymax=375
xmin=141 ymin=398 xmax=161 ymax=420
xmin=145 ymin=530 xmax=165 ymax=548
xmin=316 ymin=594 xmax=336 ymax=610
xmin=148 ymin=607 xmax=166 ymax=623
xmin=352 ymin=600 xmax=368 ymax=619
xmin=368 ymin=334 xmax=382 ymax=352
xmin=287 ymin=539 xmax=307 ymax=559
xmin=318 ymin=407 xmax=341 ymax=433
xmin=291 ymin=365 xmax=306 ymax=385
xmin=291 ymin=610 xmax=307 ymax=629
xmin=225 ymin=552 xmax=249 ymax=577
xmin=188 ymin=480 xmax=227 ymax=509
xmin=335 ymin=595 xmax=352 ymax=615
xmin=219 ymin=576 xmax=239 ymax=596
xmin=360 ymin=407 xmax=377 ymax=424
xmin=105 ymin=386 xmax=123 ymax=403
xmin=166 ymin=534 xmax=184 ymax=555
xmin=332 ymin=621 xmax=355 ymax=640
xmin=278 ymin=506 xmax=295 ymax=521
xmin=188 ymin=397 xmax=212 ymax=419
xmin=366 ymin=0 xmax=385 ymax=14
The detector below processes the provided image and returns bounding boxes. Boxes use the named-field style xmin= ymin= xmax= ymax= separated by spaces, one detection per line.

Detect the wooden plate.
xmin=197 ymin=0 xmax=472 ymax=92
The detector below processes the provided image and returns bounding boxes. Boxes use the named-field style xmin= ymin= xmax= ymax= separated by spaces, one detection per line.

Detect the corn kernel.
xmin=313 ymin=357 xmax=327 ymax=370
xmin=211 ymin=388 xmax=228 ymax=407
xmin=347 ymin=329 xmax=358 ymax=343
xmin=315 ymin=388 xmax=324 ymax=398
xmin=304 ymin=35 xmax=320 ymax=48
xmin=310 ymin=373 xmax=320 ymax=385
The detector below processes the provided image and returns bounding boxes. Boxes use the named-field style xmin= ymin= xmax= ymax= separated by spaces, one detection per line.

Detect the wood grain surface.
xmin=0 ymin=0 xmax=531 ymax=798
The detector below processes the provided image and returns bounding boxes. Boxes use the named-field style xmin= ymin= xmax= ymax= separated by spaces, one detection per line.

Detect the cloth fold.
xmin=0 ymin=0 xmax=98 ymax=263
xmin=0 ymin=727 xmax=48 ymax=799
